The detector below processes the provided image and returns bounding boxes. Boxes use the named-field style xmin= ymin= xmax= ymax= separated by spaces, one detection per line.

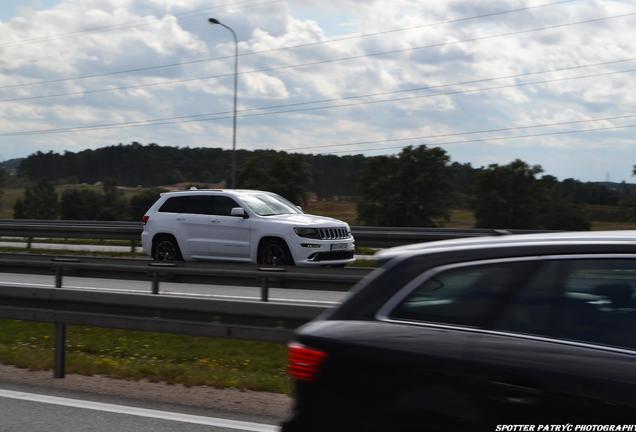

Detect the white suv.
xmin=141 ymin=189 xmax=355 ymax=266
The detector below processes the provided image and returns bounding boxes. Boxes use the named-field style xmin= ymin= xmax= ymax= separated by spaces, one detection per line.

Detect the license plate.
xmin=331 ymin=243 xmax=350 ymax=251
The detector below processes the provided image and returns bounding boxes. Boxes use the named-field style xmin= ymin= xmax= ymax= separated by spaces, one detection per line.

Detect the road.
xmin=0 ymin=239 xmax=378 ymax=261
xmin=0 ymin=382 xmax=279 ymax=432
xmin=0 ymin=272 xmax=347 ymax=306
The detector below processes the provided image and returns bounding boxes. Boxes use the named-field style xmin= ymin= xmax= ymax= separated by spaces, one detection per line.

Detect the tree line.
xmin=13 ymin=180 xmax=166 ymax=221
xmin=18 ymin=142 xmax=364 ymax=200
xmin=12 ymin=142 xmax=635 ymax=229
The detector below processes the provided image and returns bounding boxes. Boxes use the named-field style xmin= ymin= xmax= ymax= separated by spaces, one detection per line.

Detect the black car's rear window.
xmin=388 ymin=261 xmax=535 ymax=328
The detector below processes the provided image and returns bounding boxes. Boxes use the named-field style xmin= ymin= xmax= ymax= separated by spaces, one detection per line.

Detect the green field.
xmin=0 ymin=320 xmax=290 ymax=393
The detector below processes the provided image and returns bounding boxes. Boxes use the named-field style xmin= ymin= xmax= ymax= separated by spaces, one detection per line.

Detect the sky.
xmin=0 ymin=0 xmax=634 ymax=182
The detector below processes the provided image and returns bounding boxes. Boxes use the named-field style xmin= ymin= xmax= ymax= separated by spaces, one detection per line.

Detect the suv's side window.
xmin=388 ymin=261 xmax=534 ymax=327
xmin=158 ymin=196 xmax=212 ymax=214
xmin=212 ymin=196 xmax=240 ymax=216
xmin=554 ymin=259 xmax=636 ymax=351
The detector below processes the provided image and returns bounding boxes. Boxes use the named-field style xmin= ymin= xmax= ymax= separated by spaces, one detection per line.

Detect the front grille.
xmin=317 ymin=227 xmax=350 ymax=240
xmin=309 ymin=251 xmax=355 ymax=262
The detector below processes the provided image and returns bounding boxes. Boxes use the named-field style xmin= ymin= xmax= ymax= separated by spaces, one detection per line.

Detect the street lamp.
xmin=208 ymin=17 xmax=238 ymax=189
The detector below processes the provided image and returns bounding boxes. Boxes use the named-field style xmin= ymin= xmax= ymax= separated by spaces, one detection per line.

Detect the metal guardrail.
xmin=0 ymin=253 xmax=370 ymax=299
xmin=0 ymin=253 xmax=355 ymax=379
xmin=0 ymin=284 xmax=326 ymax=378
xmin=350 ymin=226 xmax=551 ymax=247
xmin=0 ymin=219 xmax=552 ymax=248
xmin=0 ymin=219 xmax=140 ymax=251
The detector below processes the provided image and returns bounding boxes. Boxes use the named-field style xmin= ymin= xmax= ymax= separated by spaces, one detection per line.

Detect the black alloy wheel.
xmin=261 ymin=240 xmax=292 ymax=266
xmin=154 ymin=237 xmax=182 ymax=261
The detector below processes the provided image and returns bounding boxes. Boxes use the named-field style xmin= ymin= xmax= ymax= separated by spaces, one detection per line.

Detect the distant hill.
xmin=13 ymin=143 xmax=630 ymax=205
xmin=593 ymin=181 xmax=636 ymax=190
xmin=0 ymin=158 xmax=23 ymax=174
xmin=16 ymin=143 xmax=366 ymax=199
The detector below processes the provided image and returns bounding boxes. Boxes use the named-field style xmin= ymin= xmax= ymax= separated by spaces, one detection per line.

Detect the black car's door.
xmin=469 ymin=256 xmax=636 ymax=426
xmin=367 ymin=259 xmax=544 ymax=431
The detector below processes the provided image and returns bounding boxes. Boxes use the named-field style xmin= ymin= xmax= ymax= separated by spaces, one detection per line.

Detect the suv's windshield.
xmin=236 ymin=193 xmax=301 ymax=216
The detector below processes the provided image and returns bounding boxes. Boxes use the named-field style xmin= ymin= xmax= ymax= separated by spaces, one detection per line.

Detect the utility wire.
xmin=0 ymin=12 xmax=636 ymax=102
xmin=2 ymin=54 xmax=635 ymax=104
xmin=321 ymin=123 xmax=636 ymax=155
xmin=281 ymin=114 xmax=636 ymax=152
xmin=0 ymin=0 xmax=284 ymax=48
xmin=0 ymin=0 xmax=588 ymax=91
xmin=1 ymin=66 xmax=635 ymax=137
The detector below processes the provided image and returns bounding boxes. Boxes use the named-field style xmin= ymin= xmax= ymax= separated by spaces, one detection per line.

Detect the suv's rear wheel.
xmin=259 ymin=239 xmax=293 ymax=266
xmin=152 ymin=235 xmax=183 ymax=261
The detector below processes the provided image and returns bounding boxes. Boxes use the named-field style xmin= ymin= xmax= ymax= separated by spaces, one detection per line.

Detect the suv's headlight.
xmin=294 ymin=227 xmax=321 ymax=239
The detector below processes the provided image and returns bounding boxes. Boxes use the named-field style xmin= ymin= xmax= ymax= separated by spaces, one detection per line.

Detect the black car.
xmin=281 ymin=232 xmax=636 ymax=431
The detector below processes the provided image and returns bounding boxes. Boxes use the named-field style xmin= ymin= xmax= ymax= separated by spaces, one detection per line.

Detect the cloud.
xmin=0 ymin=0 xmax=635 ymax=182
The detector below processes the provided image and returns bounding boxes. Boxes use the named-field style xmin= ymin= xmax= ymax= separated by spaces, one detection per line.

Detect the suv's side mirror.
xmin=296 ymin=205 xmax=303 ymax=212
xmin=230 ymin=207 xmax=248 ymax=218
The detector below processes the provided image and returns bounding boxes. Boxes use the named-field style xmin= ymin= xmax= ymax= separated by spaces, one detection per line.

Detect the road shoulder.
xmin=0 ymin=363 xmax=291 ymax=419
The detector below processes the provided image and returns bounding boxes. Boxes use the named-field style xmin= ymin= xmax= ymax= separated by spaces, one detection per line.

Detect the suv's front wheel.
xmin=152 ymin=235 xmax=183 ymax=261
xmin=259 ymin=239 xmax=293 ymax=266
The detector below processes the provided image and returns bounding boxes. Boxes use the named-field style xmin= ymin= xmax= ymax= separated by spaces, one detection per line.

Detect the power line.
xmin=2 ymin=54 xmax=634 ymax=104
xmin=279 ymin=114 xmax=636 ymax=152
xmin=321 ymin=123 xmax=636 ymax=155
xmin=0 ymin=0 xmax=590 ymax=91
xmin=0 ymin=12 xmax=636 ymax=102
xmin=0 ymin=0 xmax=284 ymax=48
xmin=1 ymin=66 xmax=635 ymax=137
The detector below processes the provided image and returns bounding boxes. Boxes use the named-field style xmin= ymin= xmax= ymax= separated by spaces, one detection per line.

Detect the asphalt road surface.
xmin=0 ymin=272 xmax=347 ymax=305
xmin=0 ymin=382 xmax=280 ymax=432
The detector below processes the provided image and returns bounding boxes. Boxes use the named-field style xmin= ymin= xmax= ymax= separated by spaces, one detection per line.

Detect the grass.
xmin=443 ymin=208 xmax=477 ymax=229
xmin=591 ymin=221 xmax=636 ymax=230
xmin=305 ymin=200 xmax=480 ymax=229
xmin=1 ymin=188 xmax=23 ymax=219
xmin=305 ymin=200 xmax=357 ymax=225
xmin=0 ymin=320 xmax=290 ymax=393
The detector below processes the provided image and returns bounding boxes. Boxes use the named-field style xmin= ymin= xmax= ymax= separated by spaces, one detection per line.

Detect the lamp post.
xmin=208 ymin=17 xmax=238 ymax=189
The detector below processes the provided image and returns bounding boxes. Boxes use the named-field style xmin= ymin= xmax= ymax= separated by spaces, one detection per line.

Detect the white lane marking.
xmin=0 ymin=280 xmax=340 ymax=305
xmin=0 ymin=389 xmax=278 ymax=432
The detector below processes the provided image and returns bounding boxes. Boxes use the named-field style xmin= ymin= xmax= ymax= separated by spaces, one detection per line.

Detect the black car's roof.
xmin=329 ymin=231 xmax=636 ymax=322
xmin=376 ymin=231 xmax=636 ymax=262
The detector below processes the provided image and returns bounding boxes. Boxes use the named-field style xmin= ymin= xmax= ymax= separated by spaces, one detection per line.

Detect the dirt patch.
xmin=0 ymin=364 xmax=292 ymax=418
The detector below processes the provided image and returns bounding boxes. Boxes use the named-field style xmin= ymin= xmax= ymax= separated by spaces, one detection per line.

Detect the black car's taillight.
xmin=287 ymin=342 xmax=327 ymax=382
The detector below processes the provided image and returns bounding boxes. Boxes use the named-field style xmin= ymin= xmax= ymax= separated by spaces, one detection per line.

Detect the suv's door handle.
xmin=176 ymin=217 xmax=186 ymax=222
xmin=210 ymin=219 xmax=221 ymax=224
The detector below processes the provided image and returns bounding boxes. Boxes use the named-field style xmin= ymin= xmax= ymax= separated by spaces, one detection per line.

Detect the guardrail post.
xmin=261 ymin=277 xmax=269 ymax=302
xmin=26 ymin=236 xmax=32 ymax=250
xmin=130 ymin=240 xmax=136 ymax=253
xmin=55 ymin=266 xmax=63 ymax=288
xmin=152 ymin=271 xmax=160 ymax=295
xmin=148 ymin=262 xmax=177 ymax=295
xmin=54 ymin=323 xmax=66 ymax=378
xmin=258 ymin=267 xmax=285 ymax=302
xmin=51 ymin=258 xmax=79 ymax=288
